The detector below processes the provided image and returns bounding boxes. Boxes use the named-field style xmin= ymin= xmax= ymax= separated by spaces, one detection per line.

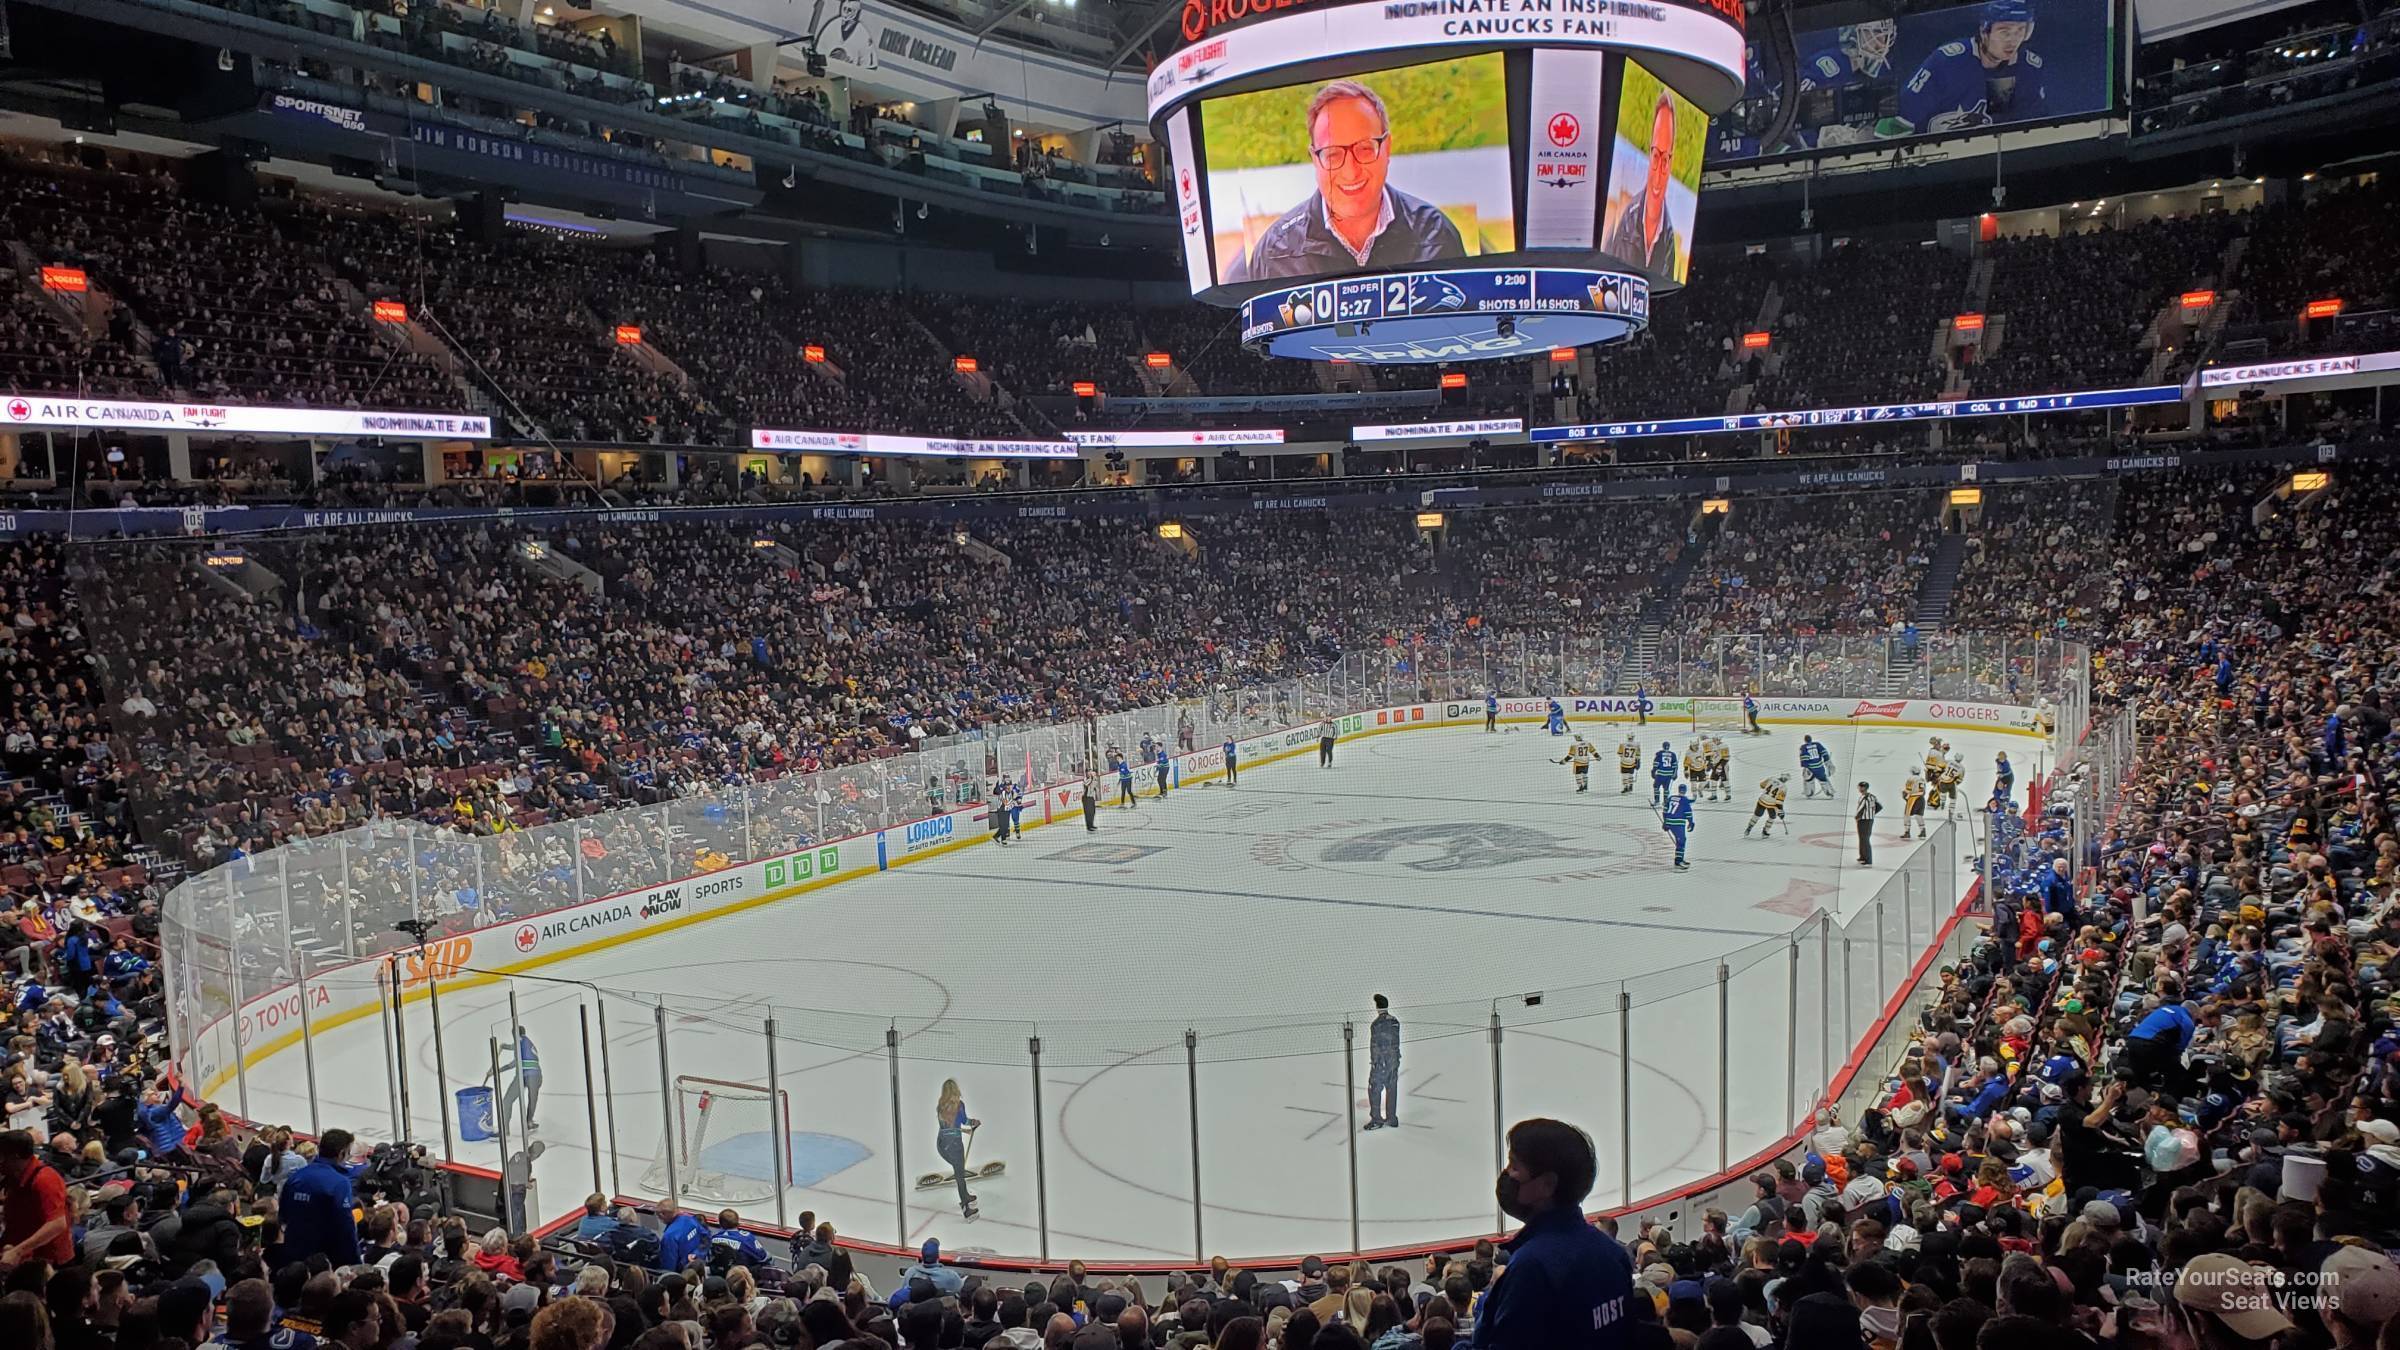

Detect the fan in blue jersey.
xmin=1796 ymin=21 xmax=1899 ymax=146
xmin=1900 ymin=0 xmax=2048 ymax=134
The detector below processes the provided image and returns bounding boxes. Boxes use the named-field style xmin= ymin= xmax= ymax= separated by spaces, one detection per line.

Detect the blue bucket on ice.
xmin=457 ymin=1086 xmax=496 ymax=1143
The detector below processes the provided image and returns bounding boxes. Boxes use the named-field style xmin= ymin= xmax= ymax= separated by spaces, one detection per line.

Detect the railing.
xmin=163 ymin=636 xmax=2090 ymax=1265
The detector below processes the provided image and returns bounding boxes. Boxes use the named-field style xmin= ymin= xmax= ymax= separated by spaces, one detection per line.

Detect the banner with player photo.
xmin=1705 ymin=0 xmax=2114 ymax=164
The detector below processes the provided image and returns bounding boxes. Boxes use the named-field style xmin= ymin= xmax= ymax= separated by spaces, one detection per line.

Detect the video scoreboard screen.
xmin=1150 ymin=0 xmax=1740 ymax=309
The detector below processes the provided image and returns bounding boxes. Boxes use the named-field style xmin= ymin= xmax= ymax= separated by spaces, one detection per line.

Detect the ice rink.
xmin=240 ymin=715 xmax=2020 ymax=1261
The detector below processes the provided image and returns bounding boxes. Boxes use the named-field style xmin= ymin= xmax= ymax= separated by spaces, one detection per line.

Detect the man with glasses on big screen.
xmin=1225 ymin=79 xmax=1467 ymax=283
xmin=1604 ymin=93 xmax=1683 ymax=278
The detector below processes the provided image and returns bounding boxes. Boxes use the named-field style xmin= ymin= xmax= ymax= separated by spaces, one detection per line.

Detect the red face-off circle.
xmin=1548 ymin=113 xmax=1580 ymax=147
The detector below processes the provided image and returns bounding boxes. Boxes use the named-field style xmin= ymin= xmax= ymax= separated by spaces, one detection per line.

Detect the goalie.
xmin=1745 ymin=774 xmax=1791 ymax=838
xmin=1555 ymin=735 xmax=1598 ymax=793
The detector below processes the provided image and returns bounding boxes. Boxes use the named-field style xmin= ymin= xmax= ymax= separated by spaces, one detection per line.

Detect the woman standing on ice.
xmin=936 ymin=1079 xmax=981 ymax=1220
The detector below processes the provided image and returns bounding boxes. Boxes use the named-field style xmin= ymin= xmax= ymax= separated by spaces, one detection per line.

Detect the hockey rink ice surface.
xmin=247 ymin=720 xmax=2014 ymax=1261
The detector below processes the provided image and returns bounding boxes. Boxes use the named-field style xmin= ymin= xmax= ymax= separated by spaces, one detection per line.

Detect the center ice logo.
xmin=1321 ymin=822 xmax=1601 ymax=873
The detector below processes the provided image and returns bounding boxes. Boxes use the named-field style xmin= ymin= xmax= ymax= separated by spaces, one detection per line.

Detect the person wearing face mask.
xmin=1476 ymin=1118 xmax=1634 ymax=1348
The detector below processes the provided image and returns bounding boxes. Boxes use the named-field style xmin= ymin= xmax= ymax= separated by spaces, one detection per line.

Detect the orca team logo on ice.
xmin=1323 ymin=822 xmax=1601 ymax=873
xmin=1851 ymin=700 xmax=1906 ymax=719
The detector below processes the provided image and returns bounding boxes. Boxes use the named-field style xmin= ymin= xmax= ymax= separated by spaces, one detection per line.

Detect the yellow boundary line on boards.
xmin=205 ymin=709 xmax=2040 ymax=1096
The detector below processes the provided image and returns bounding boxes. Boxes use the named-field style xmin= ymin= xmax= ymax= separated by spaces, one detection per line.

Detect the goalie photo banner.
xmin=1705 ymin=0 xmax=2113 ymax=164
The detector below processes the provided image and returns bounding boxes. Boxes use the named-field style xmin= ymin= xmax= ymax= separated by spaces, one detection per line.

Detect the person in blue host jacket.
xmin=1154 ymin=744 xmax=1171 ymax=798
xmin=1478 ymin=1118 xmax=1634 ymax=1348
xmin=278 ymin=1128 xmax=363 ymax=1267
xmin=654 ymin=1199 xmax=709 ymax=1273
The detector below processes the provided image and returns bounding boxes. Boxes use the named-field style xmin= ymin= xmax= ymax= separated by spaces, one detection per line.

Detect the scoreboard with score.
xmin=1241 ymin=266 xmax=1648 ymax=363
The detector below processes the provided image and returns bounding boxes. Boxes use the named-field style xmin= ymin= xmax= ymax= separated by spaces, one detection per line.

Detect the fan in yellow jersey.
xmin=1744 ymin=774 xmax=1790 ymax=838
xmin=1900 ymin=770 xmax=1927 ymax=839
xmin=1555 ymin=735 xmax=1599 ymax=793
xmin=1617 ymin=734 xmax=1642 ymax=794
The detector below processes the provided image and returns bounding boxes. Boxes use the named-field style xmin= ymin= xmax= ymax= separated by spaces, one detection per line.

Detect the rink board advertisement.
xmin=186 ymin=693 xmax=2039 ymax=1101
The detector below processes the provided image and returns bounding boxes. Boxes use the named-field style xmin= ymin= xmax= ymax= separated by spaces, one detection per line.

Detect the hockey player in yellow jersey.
xmin=1556 ymin=735 xmax=1598 ymax=793
xmin=1901 ymin=769 xmax=1927 ymax=839
xmin=1617 ymin=734 xmax=1642 ymax=794
xmin=1941 ymin=748 xmax=1967 ymax=818
xmin=1923 ymin=738 xmax=1950 ymax=812
xmin=1706 ymin=736 xmax=1733 ymax=801
xmin=1745 ymin=773 xmax=1790 ymax=838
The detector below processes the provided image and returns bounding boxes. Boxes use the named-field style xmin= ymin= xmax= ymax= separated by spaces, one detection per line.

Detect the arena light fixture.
xmin=1700 ymin=498 xmax=1731 ymax=515
xmin=953 ymin=355 xmax=979 ymax=373
xmin=2179 ymin=290 xmax=2216 ymax=309
xmin=1948 ymin=488 xmax=1984 ymax=507
xmin=1071 ymin=381 xmax=1097 ymax=397
xmin=803 ymin=344 xmax=826 ymax=363
xmin=614 ymin=325 xmax=642 ymax=345
xmin=372 ymin=299 xmax=408 ymax=323
xmin=1439 ymin=373 xmax=1468 ymax=390
xmin=1953 ymin=313 xmax=1985 ymax=335
xmin=1741 ymin=331 xmax=1771 ymax=350
xmin=1157 ymin=522 xmax=1185 ymax=540
xmin=1144 ymin=352 xmax=1172 ymax=369
xmin=40 ymin=265 xmax=86 ymax=293
xmin=2290 ymin=470 xmax=2331 ymax=492
xmin=2305 ymin=298 xmax=2344 ymax=319
xmin=1414 ymin=511 xmax=1445 ymax=530
xmin=1549 ymin=348 xmax=1576 ymax=363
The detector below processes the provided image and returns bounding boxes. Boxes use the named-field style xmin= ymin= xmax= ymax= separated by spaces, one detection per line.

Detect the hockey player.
xmin=1617 ymin=733 xmax=1642 ymax=794
xmin=1662 ymin=784 xmax=1697 ymax=871
xmin=1712 ymin=735 xmax=1735 ymax=801
xmin=1798 ymin=735 xmax=1834 ymax=798
xmin=1922 ymin=737 xmax=1950 ymax=813
xmin=1795 ymin=21 xmax=1899 ymax=146
xmin=1993 ymin=750 xmax=2015 ymax=801
xmin=1742 ymin=691 xmax=1764 ymax=735
xmin=1901 ymin=769 xmax=1928 ymax=839
xmin=1545 ymin=699 xmax=1569 ymax=736
xmin=1943 ymin=746 xmax=1968 ymax=818
xmin=1746 ymin=774 xmax=1790 ymax=838
xmin=1899 ymin=0 xmax=2047 ymax=135
xmin=1555 ymin=735 xmax=1598 ymax=793
xmin=1485 ymin=689 xmax=1500 ymax=733
xmin=1693 ymin=736 xmax=1718 ymax=801
xmin=1650 ymin=741 xmax=1680 ymax=808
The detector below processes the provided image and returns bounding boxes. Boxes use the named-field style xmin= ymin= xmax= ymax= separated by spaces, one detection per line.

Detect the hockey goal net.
xmin=1691 ymin=696 xmax=1751 ymax=734
xmin=636 ymin=1075 xmax=791 ymax=1210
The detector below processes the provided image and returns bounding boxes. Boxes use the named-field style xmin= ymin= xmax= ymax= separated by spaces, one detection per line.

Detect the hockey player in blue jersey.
xmin=1662 ymin=784 xmax=1696 ymax=871
xmin=1796 ymin=21 xmax=1899 ymax=146
xmin=1545 ymin=699 xmax=1568 ymax=736
xmin=1650 ymin=742 xmax=1680 ymax=808
xmin=1798 ymin=735 xmax=1834 ymax=797
xmin=1993 ymin=750 xmax=2015 ymax=800
xmin=1900 ymin=0 xmax=2047 ymax=134
xmin=1742 ymin=692 xmax=1763 ymax=735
